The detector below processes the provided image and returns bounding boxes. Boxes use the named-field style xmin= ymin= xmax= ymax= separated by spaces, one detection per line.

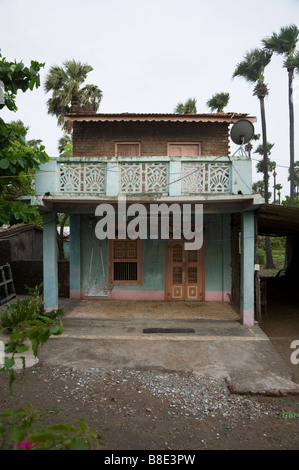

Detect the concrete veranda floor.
xmin=59 ymin=299 xmax=240 ymax=321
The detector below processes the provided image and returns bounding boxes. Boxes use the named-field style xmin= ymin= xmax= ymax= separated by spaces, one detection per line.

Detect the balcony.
xmin=35 ymin=155 xmax=252 ymax=198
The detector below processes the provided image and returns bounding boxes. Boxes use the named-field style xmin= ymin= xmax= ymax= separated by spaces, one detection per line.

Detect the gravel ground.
xmin=2 ymin=363 xmax=298 ymax=451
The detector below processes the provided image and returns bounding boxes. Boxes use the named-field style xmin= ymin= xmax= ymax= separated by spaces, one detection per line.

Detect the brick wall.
xmin=73 ymin=121 xmax=230 ymax=157
xmin=10 ymin=260 xmax=69 ymax=297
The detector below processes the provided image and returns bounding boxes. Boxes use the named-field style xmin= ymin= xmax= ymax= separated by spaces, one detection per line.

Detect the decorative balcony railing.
xmin=59 ymin=161 xmax=106 ymax=193
xmin=35 ymin=156 xmax=252 ymax=197
xmin=119 ymin=162 xmax=168 ymax=193
xmin=182 ymin=162 xmax=230 ymax=194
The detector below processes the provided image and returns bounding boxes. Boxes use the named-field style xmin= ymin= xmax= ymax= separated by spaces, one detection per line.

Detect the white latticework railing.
xmin=55 ymin=159 xmax=231 ymax=195
xmin=119 ymin=162 xmax=168 ymax=193
xmin=58 ymin=162 xmax=106 ymax=193
xmin=182 ymin=162 xmax=230 ymax=194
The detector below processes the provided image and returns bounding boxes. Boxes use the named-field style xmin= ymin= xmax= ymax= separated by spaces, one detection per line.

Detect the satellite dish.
xmin=230 ymin=120 xmax=254 ymax=145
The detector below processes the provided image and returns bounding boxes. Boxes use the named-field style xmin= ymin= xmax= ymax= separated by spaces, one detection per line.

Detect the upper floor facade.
xmin=35 ymin=112 xmax=257 ymax=201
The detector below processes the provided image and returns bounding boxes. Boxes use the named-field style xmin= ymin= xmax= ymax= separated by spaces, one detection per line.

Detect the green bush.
xmin=0 ymin=284 xmax=64 ymax=333
xmin=0 ymin=299 xmax=37 ymax=333
xmin=0 ymin=403 xmax=98 ymax=450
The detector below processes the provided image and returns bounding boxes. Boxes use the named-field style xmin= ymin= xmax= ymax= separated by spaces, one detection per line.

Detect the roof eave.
xmin=64 ymin=113 xmax=257 ymax=124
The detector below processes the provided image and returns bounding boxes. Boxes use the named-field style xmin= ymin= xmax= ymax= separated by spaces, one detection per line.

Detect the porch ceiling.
xmin=256 ymin=204 xmax=299 ymax=236
xmin=37 ymin=194 xmax=263 ymax=213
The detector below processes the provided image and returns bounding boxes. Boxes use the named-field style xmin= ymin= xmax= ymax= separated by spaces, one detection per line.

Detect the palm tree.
xmin=58 ymin=133 xmax=73 ymax=157
xmin=263 ymin=24 xmax=299 ymax=207
xmin=233 ymin=48 xmax=275 ymax=269
xmin=254 ymin=142 xmax=276 ymax=203
xmin=295 ymin=161 xmax=299 ymax=196
xmin=288 ymin=160 xmax=299 ymax=196
xmin=206 ymin=92 xmax=230 ymax=112
xmin=44 ymin=60 xmax=102 ymax=258
xmin=44 ymin=60 xmax=103 ymax=129
xmin=233 ymin=48 xmax=272 ymax=204
xmin=274 ymin=183 xmax=283 ymax=204
xmin=174 ymin=98 xmax=197 ymax=113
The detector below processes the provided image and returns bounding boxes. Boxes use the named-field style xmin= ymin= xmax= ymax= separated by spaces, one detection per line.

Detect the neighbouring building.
xmin=33 ymin=108 xmax=264 ymax=326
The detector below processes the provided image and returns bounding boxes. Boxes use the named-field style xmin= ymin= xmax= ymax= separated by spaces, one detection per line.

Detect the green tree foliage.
xmin=174 ymin=97 xmax=197 ymax=113
xmin=206 ymin=92 xmax=230 ymax=112
xmin=254 ymin=142 xmax=276 ymax=199
xmin=233 ymin=49 xmax=275 ymax=268
xmin=0 ymin=52 xmax=49 ymax=225
xmin=233 ymin=48 xmax=272 ymax=204
xmin=263 ymin=24 xmax=299 ymax=206
xmin=44 ymin=60 xmax=103 ymax=129
xmin=58 ymin=133 xmax=73 ymax=157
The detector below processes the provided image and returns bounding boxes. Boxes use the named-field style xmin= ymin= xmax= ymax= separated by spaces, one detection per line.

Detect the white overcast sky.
xmin=1 ymin=0 xmax=299 ymax=199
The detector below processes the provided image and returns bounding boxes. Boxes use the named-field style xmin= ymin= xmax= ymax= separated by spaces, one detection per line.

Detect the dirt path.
xmin=0 ymin=300 xmax=298 ymax=451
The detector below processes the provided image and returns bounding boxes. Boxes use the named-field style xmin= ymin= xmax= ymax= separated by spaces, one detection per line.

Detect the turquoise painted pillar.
xmin=43 ymin=211 xmax=58 ymax=311
xmin=240 ymin=210 xmax=255 ymax=326
xmin=70 ymin=214 xmax=81 ymax=299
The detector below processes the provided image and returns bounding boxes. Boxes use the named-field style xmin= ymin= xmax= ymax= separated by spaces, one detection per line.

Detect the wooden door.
xmin=165 ymin=241 xmax=204 ymax=300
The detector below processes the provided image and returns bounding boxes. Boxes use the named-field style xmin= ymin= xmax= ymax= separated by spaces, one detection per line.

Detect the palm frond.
xmin=174 ymin=98 xmax=197 ymax=113
xmin=292 ymin=50 xmax=299 ymax=73
xmin=207 ymin=92 xmax=230 ymax=112
xmin=79 ymin=84 xmax=103 ymax=112
xmin=263 ymin=24 xmax=299 ymax=59
xmin=44 ymin=59 xmax=103 ymax=127
xmin=233 ymin=48 xmax=272 ymax=84
xmin=63 ymin=60 xmax=93 ymax=83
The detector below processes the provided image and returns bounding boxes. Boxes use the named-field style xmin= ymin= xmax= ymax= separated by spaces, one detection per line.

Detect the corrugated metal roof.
xmin=0 ymin=224 xmax=42 ymax=238
xmin=64 ymin=112 xmax=256 ymax=124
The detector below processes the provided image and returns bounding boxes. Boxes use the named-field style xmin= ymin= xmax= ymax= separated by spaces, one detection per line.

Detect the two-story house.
xmin=34 ymin=108 xmax=263 ymax=326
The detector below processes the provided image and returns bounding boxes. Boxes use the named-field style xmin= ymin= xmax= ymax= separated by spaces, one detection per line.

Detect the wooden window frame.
xmin=109 ymin=239 xmax=142 ymax=286
xmin=115 ymin=142 xmax=141 ymax=157
xmin=167 ymin=142 xmax=202 ymax=157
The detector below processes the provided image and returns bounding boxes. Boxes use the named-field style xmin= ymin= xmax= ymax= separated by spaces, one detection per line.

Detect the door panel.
xmin=116 ymin=143 xmax=140 ymax=157
xmin=166 ymin=241 xmax=204 ymax=301
xmin=168 ymin=143 xmax=201 ymax=157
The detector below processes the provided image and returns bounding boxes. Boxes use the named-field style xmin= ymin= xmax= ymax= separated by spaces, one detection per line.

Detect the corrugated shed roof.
xmin=64 ymin=112 xmax=256 ymax=124
xmin=0 ymin=224 xmax=42 ymax=238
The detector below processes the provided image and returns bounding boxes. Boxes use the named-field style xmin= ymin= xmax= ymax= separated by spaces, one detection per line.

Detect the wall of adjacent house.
xmin=11 ymin=260 xmax=69 ymax=297
xmin=0 ymin=228 xmax=43 ymax=261
xmin=0 ymin=240 xmax=11 ymax=266
xmin=73 ymin=213 xmax=231 ymax=301
xmin=72 ymin=121 xmax=230 ymax=157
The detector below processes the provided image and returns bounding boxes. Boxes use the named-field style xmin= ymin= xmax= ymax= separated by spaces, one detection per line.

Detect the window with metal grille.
xmin=109 ymin=239 xmax=142 ymax=285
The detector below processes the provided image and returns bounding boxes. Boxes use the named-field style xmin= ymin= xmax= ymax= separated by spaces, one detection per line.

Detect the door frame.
xmin=165 ymin=239 xmax=205 ymax=301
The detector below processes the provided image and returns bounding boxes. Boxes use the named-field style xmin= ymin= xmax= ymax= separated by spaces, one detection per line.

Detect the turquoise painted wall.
xmin=113 ymin=239 xmax=165 ymax=292
xmin=78 ymin=213 xmax=231 ymax=295
xmin=80 ymin=215 xmax=165 ymax=291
